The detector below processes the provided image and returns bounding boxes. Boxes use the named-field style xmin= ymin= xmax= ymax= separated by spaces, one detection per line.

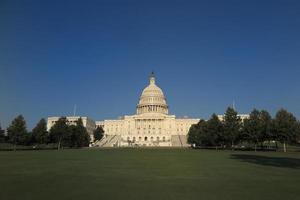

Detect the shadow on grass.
xmin=231 ymin=154 xmax=300 ymax=169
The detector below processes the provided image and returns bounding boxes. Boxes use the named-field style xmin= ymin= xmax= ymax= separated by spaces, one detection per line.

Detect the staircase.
xmin=171 ymin=135 xmax=190 ymax=147
xmin=179 ymin=135 xmax=189 ymax=147
xmin=94 ymin=135 xmax=120 ymax=147
xmin=171 ymin=135 xmax=182 ymax=147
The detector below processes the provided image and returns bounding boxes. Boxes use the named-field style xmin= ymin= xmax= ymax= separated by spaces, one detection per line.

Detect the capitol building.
xmin=47 ymin=73 xmax=200 ymax=147
xmin=95 ymin=73 xmax=199 ymax=147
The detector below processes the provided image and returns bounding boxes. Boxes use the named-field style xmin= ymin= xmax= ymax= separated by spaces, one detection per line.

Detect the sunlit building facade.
xmin=95 ymin=73 xmax=199 ymax=147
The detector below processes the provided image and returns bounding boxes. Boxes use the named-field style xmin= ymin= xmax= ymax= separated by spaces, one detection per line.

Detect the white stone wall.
xmin=175 ymin=118 xmax=200 ymax=135
xmin=47 ymin=116 xmax=96 ymax=141
xmin=217 ymin=114 xmax=250 ymax=122
xmin=97 ymin=113 xmax=199 ymax=147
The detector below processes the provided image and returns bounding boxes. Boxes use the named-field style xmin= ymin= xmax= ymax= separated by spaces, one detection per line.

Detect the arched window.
xmin=157 ymin=137 xmax=159 ymax=141
xmin=144 ymin=137 xmax=148 ymax=141
xmin=150 ymin=137 xmax=153 ymax=141
xmin=133 ymin=137 xmax=136 ymax=141
xmin=139 ymin=137 xmax=142 ymax=141
xmin=127 ymin=137 xmax=130 ymax=141
xmin=163 ymin=136 xmax=166 ymax=142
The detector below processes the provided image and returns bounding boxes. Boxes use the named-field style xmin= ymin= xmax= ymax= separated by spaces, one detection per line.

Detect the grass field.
xmin=0 ymin=149 xmax=299 ymax=200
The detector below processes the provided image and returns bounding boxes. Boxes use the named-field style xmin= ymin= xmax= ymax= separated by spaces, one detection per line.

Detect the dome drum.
xmin=136 ymin=104 xmax=168 ymax=115
xmin=136 ymin=73 xmax=169 ymax=115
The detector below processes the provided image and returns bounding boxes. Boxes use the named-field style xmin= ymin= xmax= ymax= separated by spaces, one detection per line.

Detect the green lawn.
xmin=0 ymin=149 xmax=299 ymax=200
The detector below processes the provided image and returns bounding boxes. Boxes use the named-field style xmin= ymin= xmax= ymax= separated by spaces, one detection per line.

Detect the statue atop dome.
xmin=149 ymin=71 xmax=155 ymax=85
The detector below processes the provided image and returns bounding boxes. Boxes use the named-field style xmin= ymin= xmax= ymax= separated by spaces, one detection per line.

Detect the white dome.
xmin=136 ymin=73 xmax=168 ymax=115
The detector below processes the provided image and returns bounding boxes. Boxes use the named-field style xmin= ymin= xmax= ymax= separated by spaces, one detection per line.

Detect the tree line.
xmin=0 ymin=116 xmax=104 ymax=150
xmin=188 ymin=108 xmax=300 ymax=152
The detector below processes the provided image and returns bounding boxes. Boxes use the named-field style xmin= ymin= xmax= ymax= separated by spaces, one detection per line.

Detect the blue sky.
xmin=1 ymin=0 xmax=300 ymax=130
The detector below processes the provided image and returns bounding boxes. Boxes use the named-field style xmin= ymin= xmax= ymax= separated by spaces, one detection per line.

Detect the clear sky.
xmin=0 ymin=0 xmax=300 ymax=130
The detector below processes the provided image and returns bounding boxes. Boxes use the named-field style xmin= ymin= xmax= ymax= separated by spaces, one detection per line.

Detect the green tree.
xmin=49 ymin=117 xmax=70 ymax=150
xmin=69 ymin=124 xmax=77 ymax=147
xmin=7 ymin=115 xmax=28 ymax=150
xmin=197 ymin=122 xmax=210 ymax=146
xmin=259 ymin=110 xmax=272 ymax=149
xmin=32 ymin=118 xmax=48 ymax=144
xmin=187 ymin=124 xmax=199 ymax=146
xmin=195 ymin=120 xmax=208 ymax=147
xmin=187 ymin=120 xmax=206 ymax=147
xmin=223 ymin=107 xmax=241 ymax=149
xmin=295 ymin=121 xmax=300 ymax=143
xmin=274 ymin=109 xmax=297 ymax=152
xmin=70 ymin=118 xmax=90 ymax=148
xmin=242 ymin=109 xmax=261 ymax=151
xmin=273 ymin=109 xmax=298 ymax=152
xmin=93 ymin=126 xmax=104 ymax=141
xmin=0 ymin=124 xmax=5 ymax=143
xmin=205 ymin=114 xmax=224 ymax=149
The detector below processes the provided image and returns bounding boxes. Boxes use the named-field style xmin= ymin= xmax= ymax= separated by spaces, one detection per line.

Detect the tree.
xmin=273 ymin=109 xmax=298 ymax=152
xmin=195 ymin=120 xmax=208 ymax=146
xmin=187 ymin=120 xmax=206 ymax=147
xmin=205 ymin=114 xmax=224 ymax=149
xmin=295 ymin=121 xmax=300 ymax=143
xmin=197 ymin=122 xmax=210 ymax=146
xmin=70 ymin=118 xmax=90 ymax=148
xmin=242 ymin=109 xmax=261 ymax=151
xmin=0 ymin=124 xmax=5 ymax=143
xmin=69 ymin=125 xmax=77 ymax=147
xmin=187 ymin=123 xmax=199 ymax=146
xmin=32 ymin=118 xmax=48 ymax=144
xmin=93 ymin=126 xmax=104 ymax=141
xmin=259 ymin=110 xmax=272 ymax=148
xmin=223 ymin=107 xmax=241 ymax=149
xmin=7 ymin=115 xmax=28 ymax=150
xmin=49 ymin=117 xmax=70 ymax=150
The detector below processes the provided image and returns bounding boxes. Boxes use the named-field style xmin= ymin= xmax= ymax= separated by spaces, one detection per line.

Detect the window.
xmin=163 ymin=137 xmax=166 ymax=142
xmin=144 ymin=137 xmax=148 ymax=141
xmin=157 ymin=137 xmax=159 ymax=141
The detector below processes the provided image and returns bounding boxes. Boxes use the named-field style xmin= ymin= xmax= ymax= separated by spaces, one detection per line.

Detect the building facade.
xmin=95 ymin=73 xmax=199 ymax=147
xmin=45 ymin=74 xmax=250 ymax=147
xmin=47 ymin=116 xmax=96 ymax=141
xmin=217 ymin=114 xmax=250 ymax=122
